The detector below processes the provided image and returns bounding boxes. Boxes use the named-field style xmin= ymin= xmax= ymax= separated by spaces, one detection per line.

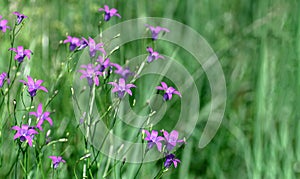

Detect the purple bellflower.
xmin=108 ymin=78 xmax=136 ymax=98
xmin=63 ymin=36 xmax=80 ymax=51
xmin=20 ymin=76 xmax=48 ymax=97
xmin=161 ymin=130 xmax=185 ymax=152
xmin=146 ymin=47 xmax=164 ymax=63
xmin=111 ymin=63 xmax=134 ymax=81
xmin=0 ymin=72 xmax=9 ymax=88
xmin=29 ymin=103 xmax=53 ymax=131
xmin=97 ymin=56 xmax=111 ymax=72
xmin=164 ymin=153 xmax=181 ymax=168
xmin=49 ymin=156 xmax=66 ymax=169
xmin=98 ymin=5 xmax=121 ymax=21
xmin=78 ymin=37 xmax=88 ymax=51
xmin=12 ymin=125 xmax=38 ymax=147
xmin=13 ymin=12 xmax=28 ymax=25
xmin=78 ymin=64 xmax=102 ymax=86
xmin=88 ymin=37 xmax=106 ymax=58
xmin=143 ymin=129 xmax=165 ymax=152
xmin=156 ymin=82 xmax=181 ymax=101
xmin=0 ymin=16 xmax=10 ymax=33
xmin=145 ymin=24 xmax=170 ymax=40
xmin=9 ymin=46 xmax=32 ymax=63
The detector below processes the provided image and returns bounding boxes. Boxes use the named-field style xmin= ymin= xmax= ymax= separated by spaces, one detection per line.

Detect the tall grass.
xmin=0 ymin=0 xmax=299 ymax=178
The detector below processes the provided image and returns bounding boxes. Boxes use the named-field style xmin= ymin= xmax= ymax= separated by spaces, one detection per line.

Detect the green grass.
xmin=0 ymin=0 xmax=299 ymax=178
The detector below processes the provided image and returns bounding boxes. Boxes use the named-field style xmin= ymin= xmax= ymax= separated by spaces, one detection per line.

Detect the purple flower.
xmin=13 ymin=12 xmax=28 ymax=25
xmin=145 ymin=24 xmax=170 ymax=40
xmin=161 ymin=130 xmax=185 ymax=152
xmin=0 ymin=16 xmax=10 ymax=33
xmin=12 ymin=125 xmax=38 ymax=147
xmin=63 ymin=36 xmax=80 ymax=51
xmin=0 ymin=72 xmax=9 ymax=88
xmin=97 ymin=56 xmax=111 ymax=72
xmin=164 ymin=153 xmax=181 ymax=168
xmin=20 ymin=76 xmax=48 ymax=97
xmin=88 ymin=37 xmax=106 ymax=58
xmin=146 ymin=47 xmax=164 ymax=63
xmin=143 ymin=129 xmax=165 ymax=152
xmin=156 ymin=82 xmax=181 ymax=101
xmin=49 ymin=156 xmax=66 ymax=169
xmin=78 ymin=37 xmax=88 ymax=51
xmin=111 ymin=63 xmax=134 ymax=80
xmin=108 ymin=78 xmax=136 ymax=98
xmin=78 ymin=64 xmax=102 ymax=86
xmin=98 ymin=5 xmax=121 ymax=21
xmin=29 ymin=103 xmax=53 ymax=131
xmin=9 ymin=46 xmax=32 ymax=63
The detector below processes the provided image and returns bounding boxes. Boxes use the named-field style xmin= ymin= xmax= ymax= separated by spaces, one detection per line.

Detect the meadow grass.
xmin=0 ymin=0 xmax=299 ymax=178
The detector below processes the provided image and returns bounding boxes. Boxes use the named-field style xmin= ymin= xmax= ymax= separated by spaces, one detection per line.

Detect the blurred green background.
xmin=0 ymin=0 xmax=299 ymax=178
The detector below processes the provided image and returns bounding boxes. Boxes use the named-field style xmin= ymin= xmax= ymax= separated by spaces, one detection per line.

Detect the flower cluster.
xmin=143 ymin=129 xmax=185 ymax=168
xmin=2 ymin=11 xmax=66 ymax=170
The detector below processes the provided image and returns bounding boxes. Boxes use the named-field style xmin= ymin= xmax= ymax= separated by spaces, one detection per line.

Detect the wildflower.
xmin=108 ymin=78 xmax=136 ymax=98
xmin=13 ymin=12 xmax=28 ymax=25
xmin=146 ymin=47 xmax=164 ymax=63
xmin=49 ymin=156 xmax=66 ymax=169
xmin=0 ymin=16 xmax=10 ymax=33
xmin=20 ymin=76 xmax=48 ymax=97
xmin=98 ymin=5 xmax=121 ymax=21
xmin=156 ymin=82 xmax=181 ymax=101
xmin=161 ymin=130 xmax=185 ymax=152
xmin=78 ymin=64 xmax=102 ymax=86
xmin=0 ymin=72 xmax=9 ymax=88
xmin=145 ymin=24 xmax=170 ymax=40
xmin=88 ymin=37 xmax=106 ymax=58
xmin=97 ymin=56 xmax=111 ymax=72
xmin=164 ymin=153 xmax=181 ymax=168
xmin=12 ymin=124 xmax=38 ymax=147
xmin=143 ymin=129 xmax=164 ymax=152
xmin=63 ymin=36 xmax=80 ymax=51
xmin=9 ymin=46 xmax=32 ymax=63
xmin=29 ymin=103 xmax=53 ymax=131
xmin=111 ymin=63 xmax=134 ymax=80
xmin=78 ymin=37 xmax=88 ymax=51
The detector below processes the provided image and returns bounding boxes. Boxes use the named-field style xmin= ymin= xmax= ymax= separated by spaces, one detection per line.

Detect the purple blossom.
xmin=20 ymin=76 xmax=48 ymax=97
xmin=29 ymin=103 xmax=53 ymax=131
xmin=156 ymin=82 xmax=181 ymax=101
xmin=9 ymin=46 xmax=32 ymax=63
xmin=161 ymin=130 xmax=185 ymax=152
xmin=143 ymin=129 xmax=164 ymax=152
xmin=97 ymin=56 xmax=111 ymax=72
xmin=78 ymin=64 xmax=102 ymax=86
xmin=13 ymin=11 xmax=28 ymax=25
xmin=78 ymin=37 xmax=88 ymax=51
xmin=108 ymin=78 xmax=136 ymax=98
xmin=145 ymin=24 xmax=170 ymax=40
xmin=88 ymin=37 xmax=106 ymax=58
xmin=0 ymin=15 xmax=10 ymax=33
xmin=12 ymin=125 xmax=38 ymax=147
xmin=146 ymin=47 xmax=164 ymax=63
xmin=164 ymin=153 xmax=181 ymax=168
xmin=63 ymin=36 xmax=80 ymax=51
xmin=98 ymin=5 xmax=121 ymax=21
xmin=0 ymin=72 xmax=9 ymax=88
xmin=111 ymin=63 xmax=134 ymax=80
xmin=49 ymin=156 xmax=66 ymax=169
